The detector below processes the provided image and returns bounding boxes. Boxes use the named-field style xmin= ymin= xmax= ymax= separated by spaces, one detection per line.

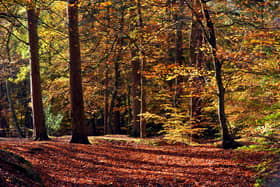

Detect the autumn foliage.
xmin=0 ymin=0 xmax=279 ymax=185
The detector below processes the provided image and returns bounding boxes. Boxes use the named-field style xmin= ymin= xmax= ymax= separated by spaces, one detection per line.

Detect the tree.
xmin=136 ymin=0 xmax=146 ymax=138
xmin=130 ymin=40 xmax=141 ymax=137
xmin=27 ymin=0 xmax=48 ymax=140
xmin=68 ymin=0 xmax=90 ymax=144
xmin=129 ymin=1 xmax=141 ymax=137
xmin=186 ymin=0 xmax=240 ymax=149
xmin=189 ymin=0 xmax=203 ymax=124
xmin=3 ymin=18 xmax=25 ymax=138
xmin=130 ymin=0 xmax=146 ymax=138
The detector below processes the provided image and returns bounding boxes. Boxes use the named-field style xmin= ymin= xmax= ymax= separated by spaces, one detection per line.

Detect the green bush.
xmin=44 ymin=104 xmax=63 ymax=136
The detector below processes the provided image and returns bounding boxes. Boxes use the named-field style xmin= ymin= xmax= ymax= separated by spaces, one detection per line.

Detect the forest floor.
xmin=0 ymin=135 xmax=279 ymax=186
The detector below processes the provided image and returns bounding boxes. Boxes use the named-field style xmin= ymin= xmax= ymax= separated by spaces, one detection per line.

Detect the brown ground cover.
xmin=0 ymin=136 xmax=277 ymax=186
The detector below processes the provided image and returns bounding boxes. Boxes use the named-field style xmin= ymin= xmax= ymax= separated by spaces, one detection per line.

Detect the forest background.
xmin=0 ymin=0 xmax=279 ymax=149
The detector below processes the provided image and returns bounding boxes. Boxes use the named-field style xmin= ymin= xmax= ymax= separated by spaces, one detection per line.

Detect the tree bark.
xmin=104 ymin=62 xmax=109 ymax=135
xmin=112 ymin=58 xmax=121 ymax=134
xmin=5 ymin=25 xmax=24 ymax=138
xmin=109 ymin=6 xmax=125 ymax=135
xmin=136 ymin=0 xmax=146 ymax=138
xmin=129 ymin=2 xmax=141 ymax=137
xmin=200 ymin=0 xmax=239 ymax=148
xmin=103 ymin=7 xmax=111 ymax=135
xmin=189 ymin=0 xmax=204 ymax=124
xmin=171 ymin=0 xmax=184 ymax=107
xmin=68 ymin=0 xmax=89 ymax=144
xmin=0 ymin=106 xmax=8 ymax=137
xmin=5 ymin=80 xmax=24 ymax=138
xmin=27 ymin=2 xmax=48 ymax=140
xmin=109 ymin=59 xmax=121 ymax=134
xmin=130 ymin=47 xmax=141 ymax=137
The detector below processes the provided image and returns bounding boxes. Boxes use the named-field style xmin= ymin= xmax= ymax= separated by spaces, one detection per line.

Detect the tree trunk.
xmin=109 ymin=5 xmax=125 ymax=135
xmin=200 ymin=0 xmax=239 ymax=149
xmin=68 ymin=0 xmax=89 ymax=144
xmin=5 ymin=80 xmax=24 ymax=138
xmin=129 ymin=3 xmax=141 ymax=137
xmin=109 ymin=60 xmax=121 ymax=134
xmin=27 ymin=2 xmax=48 ymax=140
xmin=112 ymin=59 xmax=121 ymax=134
xmin=189 ymin=0 xmax=204 ymax=125
xmin=171 ymin=0 xmax=184 ymax=107
xmin=0 ymin=113 xmax=8 ymax=137
xmin=113 ymin=100 xmax=121 ymax=134
xmin=127 ymin=82 xmax=132 ymax=128
xmin=5 ymin=25 xmax=24 ymax=138
xmin=104 ymin=62 xmax=109 ymax=135
xmin=136 ymin=0 xmax=146 ymax=138
xmin=104 ymin=7 xmax=111 ymax=135
xmin=130 ymin=47 xmax=141 ymax=137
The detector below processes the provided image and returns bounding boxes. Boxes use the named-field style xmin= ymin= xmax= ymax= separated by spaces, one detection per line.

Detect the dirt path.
xmin=0 ymin=136 xmax=277 ymax=186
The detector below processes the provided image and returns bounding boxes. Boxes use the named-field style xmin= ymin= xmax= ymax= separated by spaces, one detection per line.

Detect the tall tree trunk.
xmin=5 ymin=81 xmax=25 ymax=138
xmin=103 ymin=7 xmax=111 ymax=135
xmin=200 ymin=0 xmax=239 ymax=148
xmin=127 ymin=81 xmax=132 ymax=128
xmin=27 ymin=2 xmax=48 ymax=140
xmin=109 ymin=59 xmax=121 ymax=134
xmin=112 ymin=58 xmax=121 ymax=134
xmin=130 ymin=46 xmax=141 ymax=137
xmin=129 ymin=2 xmax=141 ymax=137
xmin=189 ymin=0 xmax=203 ymax=125
xmin=113 ymin=100 xmax=121 ymax=134
xmin=109 ymin=5 xmax=125 ymax=134
xmin=5 ymin=25 xmax=24 ymax=138
xmin=136 ymin=0 xmax=146 ymax=138
xmin=104 ymin=62 xmax=109 ymax=135
xmin=68 ymin=0 xmax=89 ymax=144
xmin=172 ymin=0 xmax=184 ymax=107
xmin=0 ymin=113 xmax=8 ymax=137
xmin=0 ymin=83 xmax=8 ymax=137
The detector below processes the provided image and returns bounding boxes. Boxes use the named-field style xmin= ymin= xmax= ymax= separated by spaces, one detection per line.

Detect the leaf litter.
xmin=0 ymin=136 xmax=277 ymax=186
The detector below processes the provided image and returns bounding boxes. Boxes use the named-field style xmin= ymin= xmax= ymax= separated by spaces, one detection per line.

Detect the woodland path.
xmin=0 ymin=135 xmax=279 ymax=186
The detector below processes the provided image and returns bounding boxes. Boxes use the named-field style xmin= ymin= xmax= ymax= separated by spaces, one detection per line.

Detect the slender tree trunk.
xmin=113 ymin=100 xmax=121 ymax=134
xmin=200 ymin=0 xmax=239 ymax=148
xmin=103 ymin=7 xmax=111 ymax=135
xmin=5 ymin=26 xmax=24 ymax=138
xmin=173 ymin=13 xmax=183 ymax=107
xmin=5 ymin=81 xmax=25 ymax=138
xmin=105 ymin=7 xmax=114 ymax=134
xmin=0 ymin=114 xmax=8 ymax=137
xmin=0 ymin=84 xmax=7 ymax=137
xmin=129 ymin=2 xmax=141 ymax=137
xmin=68 ymin=0 xmax=89 ymax=144
xmin=112 ymin=58 xmax=121 ymax=134
xmin=109 ymin=59 xmax=121 ymax=134
xmin=110 ymin=5 xmax=125 ymax=134
xmin=27 ymin=2 xmax=48 ymax=140
xmin=136 ymin=0 xmax=146 ymax=138
xmin=130 ymin=47 xmax=141 ymax=137
xmin=189 ymin=0 xmax=203 ymax=124
xmin=127 ymin=82 xmax=132 ymax=127
xmin=175 ymin=15 xmax=183 ymax=67
xmin=166 ymin=0 xmax=174 ymax=94
xmin=171 ymin=0 xmax=184 ymax=107
xmin=104 ymin=62 xmax=109 ymax=135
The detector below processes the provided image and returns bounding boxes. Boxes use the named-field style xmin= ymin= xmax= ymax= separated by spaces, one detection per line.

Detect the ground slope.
xmin=0 ymin=147 xmax=42 ymax=186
